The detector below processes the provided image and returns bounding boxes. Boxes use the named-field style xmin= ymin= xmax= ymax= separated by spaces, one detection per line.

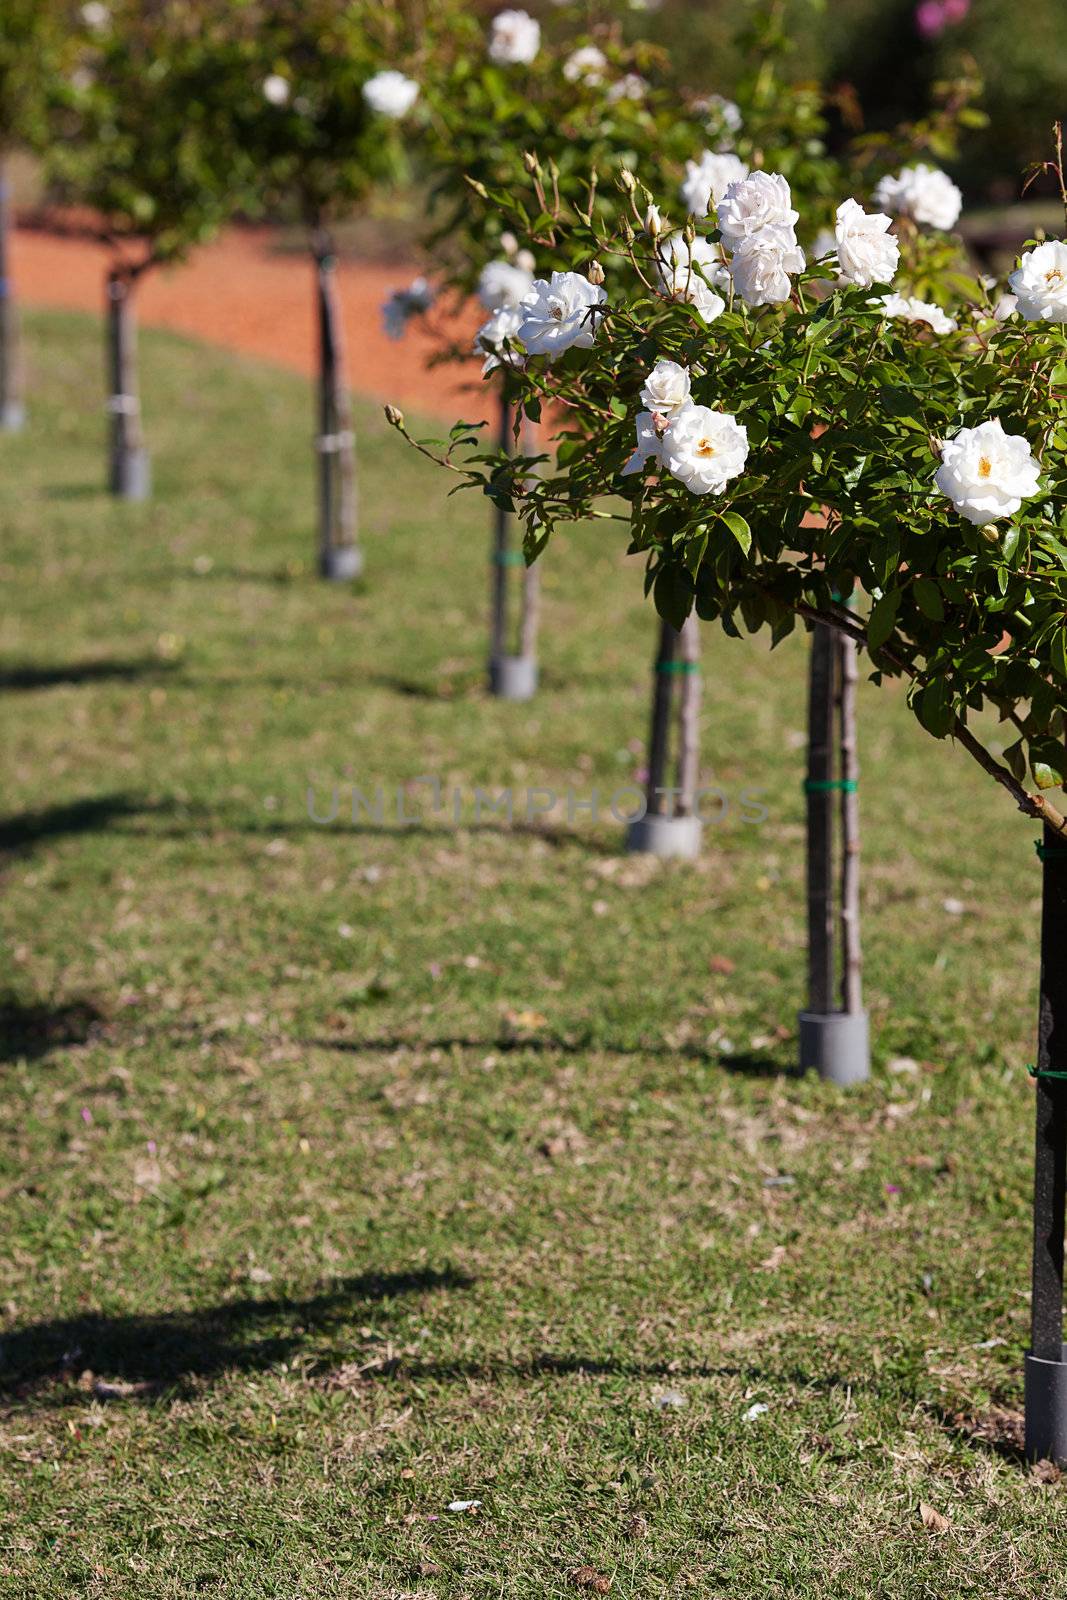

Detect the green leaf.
xmin=1052 ymin=627 xmax=1067 ymax=681
xmin=913 ymin=577 xmax=944 ymax=621
xmin=916 ymin=677 xmax=954 ymax=738
xmin=866 ymin=589 xmax=901 ymax=654
xmin=652 ymin=563 xmax=693 ymax=632
xmin=720 ymin=512 xmax=751 ymax=557
xmin=1003 ymin=738 xmax=1027 ymax=782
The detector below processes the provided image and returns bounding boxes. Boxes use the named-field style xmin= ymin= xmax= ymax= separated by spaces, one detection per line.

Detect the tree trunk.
xmin=837 ymin=628 xmax=863 ymax=1014
xmin=517 ymin=411 xmax=540 ymax=664
xmin=0 ymin=154 xmax=23 ymax=431
xmin=645 ymin=617 xmax=679 ymax=816
xmin=519 ymin=555 xmax=540 ymax=660
xmin=1026 ymin=825 xmax=1067 ymax=1464
xmin=106 ymin=267 xmax=148 ymax=499
xmin=490 ymin=389 xmax=512 ymax=659
xmin=1031 ymin=825 xmax=1067 ymax=1363
xmin=674 ymin=613 xmax=701 ymax=818
xmin=805 ymin=623 xmax=837 ymax=1014
xmin=314 ymin=238 xmax=359 ymax=576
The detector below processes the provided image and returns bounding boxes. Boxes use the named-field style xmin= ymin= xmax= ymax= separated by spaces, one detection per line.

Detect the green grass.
xmin=1 ymin=311 xmax=1064 ymax=1598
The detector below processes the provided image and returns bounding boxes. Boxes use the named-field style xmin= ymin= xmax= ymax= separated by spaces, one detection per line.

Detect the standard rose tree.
xmin=389 ymin=0 xmax=711 ymax=700
xmin=412 ymin=0 xmax=979 ymax=805
xmin=390 ymin=126 xmax=1067 ymax=1462
xmin=220 ymin=0 xmax=451 ymax=580
xmin=45 ymin=1 xmax=243 ymax=498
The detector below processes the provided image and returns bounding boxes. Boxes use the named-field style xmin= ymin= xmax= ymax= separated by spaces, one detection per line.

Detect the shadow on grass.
xmin=150 ymin=814 xmax=625 ymax=856
xmin=308 ymin=1034 xmax=798 ymax=1078
xmin=1 ymin=1268 xmax=475 ymax=1403
xmin=0 ymin=793 xmax=165 ymax=855
xmin=0 ymin=658 xmax=178 ymax=691
xmin=0 ymin=993 xmax=108 ymax=1063
xmin=928 ymin=1401 xmax=1028 ymax=1468
xmin=39 ymin=483 xmax=106 ymax=503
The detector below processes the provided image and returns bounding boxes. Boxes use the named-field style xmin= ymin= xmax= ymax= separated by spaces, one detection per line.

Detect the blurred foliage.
xmin=0 ymin=0 xmax=70 ymax=155
xmin=219 ymin=0 xmax=452 ymax=233
xmin=640 ymin=0 xmax=1067 ymax=199
xmin=44 ymin=0 xmax=250 ymax=266
xmin=422 ymin=0 xmax=980 ymax=310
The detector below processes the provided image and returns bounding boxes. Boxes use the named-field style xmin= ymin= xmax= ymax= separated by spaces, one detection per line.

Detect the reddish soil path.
xmin=11 ymin=224 xmax=479 ymax=422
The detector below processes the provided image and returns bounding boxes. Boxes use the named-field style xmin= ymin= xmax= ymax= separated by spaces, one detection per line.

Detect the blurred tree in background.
xmin=46 ymin=0 xmax=247 ymax=497
xmin=628 ymin=0 xmax=1064 ymax=200
xmin=220 ymin=0 xmax=452 ymax=578
xmin=0 ymin=0 xmax=68 ymax=428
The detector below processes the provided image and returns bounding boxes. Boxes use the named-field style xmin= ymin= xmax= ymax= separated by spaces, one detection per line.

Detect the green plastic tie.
xmin=655 ymin=660 xmax=699 ymax=675
xmin=804 ymin=778 xmax=858 ymax=793
xmin=492 ymin=551 xmax=526 ymax=568
xmin=1027 ymin=1062 xmax=1067 ymax=1082
xmin=1034 ymin=841 xmax=1067 ymax=861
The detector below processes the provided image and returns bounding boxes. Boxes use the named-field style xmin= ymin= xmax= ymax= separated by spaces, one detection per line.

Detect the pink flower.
xmin=915 ymin=1 xmax=946 ymax=38
xmin=942 ymin=0 xmax=969 ymax=20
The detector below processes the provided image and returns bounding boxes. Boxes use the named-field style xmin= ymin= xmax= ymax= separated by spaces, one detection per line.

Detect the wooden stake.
xmin=646 ymin=617 xmax=679 ymax=817
xmin=675 ymin=613 xmax=701 ymax=818
xmin=106 ymin=267 xmax=144 ymax=493
xmin=517 ymin=410 xmax=540 ymax=664
xmin=313 ymin=236 xmax=359 ymax=572
xmin=1031 ymin=824 xmax=1067 ymax=1361
xmin=490 ymin=389 xmax=512 ymax=659
xmin=806 ymin=623 xmax=837 ymax=1014
xmin=837 ymin=629 xmax=863 ymax=1014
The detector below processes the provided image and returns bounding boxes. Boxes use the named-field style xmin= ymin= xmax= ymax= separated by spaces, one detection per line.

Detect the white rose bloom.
xmin=656 ymin=236 xmax=728 ymax=322
xmin=478 ymin=259 xmax=535 ymax=311
xmin=881 ymin=293 xmax=956 ymax=334
xmin=717 ymin=172 xmax=799 ymax=251
xmin=606 ymin=73 xmax=647 ymax=102
xmin=681 ymin=150 xmax=749 ymax=218
xmin=663 ymin=405 xmax=749 ymax=495
xmin=262 ymin=74 xmax=291 ymax=107
xmin=1008 ymin=242 xmax=1067 ymax=323
xmin=834 ymin=198 xmax=899 ymax=288
xmin=81 ymin=2 xmax=109 ymax=28
xmin=382 ymin=277 xmax=435 ymax=340
xmin=362 ymin=71 xmax=419 ymax=118
xmin=706 ymin=94 xmax=742 ymax=136
xmin=517 ymin=271 xmax=606 ymax=358
xmin=640 ymin=359 xmax=692 ymax=419
xmin=729 ymin=233 xmax=805 ymax=307
xmin=475 ymin=305 xmax=525 ymax=375
xmin=993 ymin=292 xmax=1018 ymax=322
xmin=563 ymin=45 xmax=607 ymax=85
xmin=873 ymin=164 xmax=962 ymax=231
xmin=488 ymin=10 xmax=540 ymax=65
xmin=935 ymin=418 xmax=1041 ymax=526
xmin=621 ymin=409 xmax=673 ymax=476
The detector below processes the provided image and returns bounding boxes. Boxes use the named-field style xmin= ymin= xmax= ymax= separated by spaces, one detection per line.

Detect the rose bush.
xmin=391 ymin=134 xmax=1067 ymax=828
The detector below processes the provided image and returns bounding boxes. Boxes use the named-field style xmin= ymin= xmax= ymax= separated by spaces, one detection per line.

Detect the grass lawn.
xmin=1 ymin=310 xmax=1064 ymax=1597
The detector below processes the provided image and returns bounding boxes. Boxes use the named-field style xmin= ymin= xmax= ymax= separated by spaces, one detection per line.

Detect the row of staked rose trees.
xmin=388 ymin=0 xmax=984 ymax=1084
xmin=1 ymin=0 xmax=444 ymax=557
xmin=388 ymin=122 xmax=1067 ymax=1462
